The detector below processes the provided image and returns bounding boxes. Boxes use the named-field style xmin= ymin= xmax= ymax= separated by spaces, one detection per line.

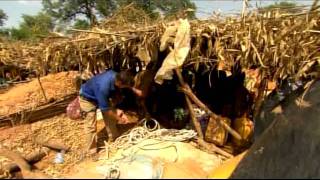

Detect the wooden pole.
xmin=0 ymin=149 xmax=50 ymax=178
xmin=179 ymin=85 xmax=243 ymax=141
xmin=37 ymin=75 xmax=48 ymax=102
xmin=197 ymin=138 xmax=233 ymax=158
xmin=35 ymin=139 xmax=70 ymax=152
xmin=3 ymin=148 xmax=49 ymax=173
xmin=253 ymin=76 xmax=267 ymax=120
xmin=174 ymin=69 xmax=234 ymax=157
xmin=174 ymin=69 xmax=204 ymax=139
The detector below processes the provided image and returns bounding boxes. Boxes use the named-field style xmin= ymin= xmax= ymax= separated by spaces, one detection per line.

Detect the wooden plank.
xmin=0 ymin=93 xmax=77 ymax=129
xmin=3 ymin=148 xmax=50 ymax=173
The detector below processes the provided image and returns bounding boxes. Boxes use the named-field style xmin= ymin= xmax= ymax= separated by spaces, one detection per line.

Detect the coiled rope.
xmin=101 ymin=118 xmax=197 ymax=179
xmin=108 ymin=118 xmax=197 ymax=151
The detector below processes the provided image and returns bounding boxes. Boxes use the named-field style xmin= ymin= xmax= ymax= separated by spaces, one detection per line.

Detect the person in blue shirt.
xmin=79 ymin=69 xmax=142 ymax=155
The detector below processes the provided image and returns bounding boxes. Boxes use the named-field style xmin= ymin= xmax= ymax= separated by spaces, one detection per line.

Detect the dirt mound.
xmin=0 ymin=71 xmax=79 ymax=116
xmin=0 ymin=114 xmax=86 ymax=178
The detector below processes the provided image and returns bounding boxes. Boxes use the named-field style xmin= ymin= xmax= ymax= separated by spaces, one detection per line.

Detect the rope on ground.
xmin=99 ymin=118 xmax=197 ymax=179
xmin=104 ymin=164 xmax=120 ymax=179
xmin=108 ymin=118 xmax=197 ymax=151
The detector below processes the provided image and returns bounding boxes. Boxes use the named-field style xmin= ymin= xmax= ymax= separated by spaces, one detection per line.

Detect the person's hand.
xmin=132 ymin=87 xmax=143 ymax=97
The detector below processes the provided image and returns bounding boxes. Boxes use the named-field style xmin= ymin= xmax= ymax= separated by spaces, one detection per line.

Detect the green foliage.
xmin=96 ymin=0 xmax=118 ymax=18
xmin=174 ymin=108 xmax=186 ymax=122
xmin=10 ymin=12 xmax=54 ymax=41
xmin=260 ymin=1 xmax=299 ymax=13
xmin=73 ymin=19 xmax=90 ymax=30
xmin=154 ymin=0 xmax=196 ymax=19
xmin=118 ymin=0 xmax=196 ymax=19
xmin=21 ymin=12 xmax=54 ymax=34
xmin=0 ymin=28 xmax=10 ymax=37
xmin=42 ymin=0 xmax=116 ymax=25
xmin=10 ymin=27 xmax=30 ymax=40
xmin=42 ymin=0 xmax=197 ymax=25
xmin=0 ymin=9 xmax=8 ymax=26
xmin=118 ymin=0 xmax=160 ymax=19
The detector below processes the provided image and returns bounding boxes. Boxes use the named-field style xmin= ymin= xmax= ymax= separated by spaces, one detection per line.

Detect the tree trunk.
xmin=85 ymin=0 xmax=97 ymax=26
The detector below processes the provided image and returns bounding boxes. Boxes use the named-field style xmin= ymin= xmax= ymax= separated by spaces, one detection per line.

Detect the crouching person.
xmin=79 ymin=69 xmax=142 ymax=155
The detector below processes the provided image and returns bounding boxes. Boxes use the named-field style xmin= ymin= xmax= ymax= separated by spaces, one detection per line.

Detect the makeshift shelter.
xmin=0 ymin=2 xmax=319 ymax=178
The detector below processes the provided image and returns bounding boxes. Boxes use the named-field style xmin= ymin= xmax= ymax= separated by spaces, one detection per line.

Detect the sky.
xmin=0 ymin=0 xmax=316 ymax=28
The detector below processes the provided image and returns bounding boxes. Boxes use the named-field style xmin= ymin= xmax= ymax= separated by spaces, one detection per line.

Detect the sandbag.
xmin=231 ymin=116 xmax=254 ymax=147
xmin=205 ymin=117 xmax=231 ymax=146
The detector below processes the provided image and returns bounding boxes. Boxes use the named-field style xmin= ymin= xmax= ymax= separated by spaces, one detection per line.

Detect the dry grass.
xmin=1 ymin=2 xmax=319 ymax=88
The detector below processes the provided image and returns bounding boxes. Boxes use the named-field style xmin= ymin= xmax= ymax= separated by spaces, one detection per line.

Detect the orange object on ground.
xmin=162 ymin=159 xmax=208 ymax=179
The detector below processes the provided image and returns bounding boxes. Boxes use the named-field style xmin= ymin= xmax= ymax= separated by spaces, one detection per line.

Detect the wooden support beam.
xmin=0 ymin=149 xmax=50 ymax=179
xmin=253 ymin=76 xmax=267 ymax=120
xmin=3 ymin=148 xmax=50 ymax=173
xmin=35 ymin=139 xmax=70 ymax=152
xmin=179 ymin=83 xmax=243 ymax=141
xmin=174 ymin=69 xmax=204 ymax=139
xmin=197 ymin=138 xmax=234 ymax=159
xmin=37 ymin=76 xmax=48 ymax=103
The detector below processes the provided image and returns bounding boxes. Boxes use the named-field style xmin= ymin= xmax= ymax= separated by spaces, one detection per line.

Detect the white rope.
xmin=100 ymin=118 xmax=197 ymax=179
xmin=152 ymin=129 xmax=198 ymax=142
xmin=104 ymin=164 xmax=120 ymax=179
xmin=143 ymin=118 xmax=160 ymax=131
xmin=109 ymin=119 xmax=197 ymax=151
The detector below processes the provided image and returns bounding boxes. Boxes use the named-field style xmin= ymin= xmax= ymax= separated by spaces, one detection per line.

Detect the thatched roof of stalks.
xmin=5 ymin=3 xmax=320 ymax=87
xmin=0 ymin=41 xmax=36 ymax=69
xmin=99 ymin=3 xmax=154 ymax=30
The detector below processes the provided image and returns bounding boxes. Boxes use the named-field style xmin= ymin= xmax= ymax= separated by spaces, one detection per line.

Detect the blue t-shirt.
xmin=80 ymin=70 xmax=116 ymax=111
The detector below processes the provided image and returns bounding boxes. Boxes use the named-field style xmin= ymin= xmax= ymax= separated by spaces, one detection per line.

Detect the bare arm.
xmin=131 ymin=87 xmax=143 ymax=97
xmin=103 ymin=109 xmax=123 ymax=123
xmin=102 ymin=109 xmax=121 ymax=142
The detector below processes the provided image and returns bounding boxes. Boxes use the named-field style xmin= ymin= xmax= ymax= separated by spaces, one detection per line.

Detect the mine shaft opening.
xmin=114 ymin=59 xmax=256 ymax=154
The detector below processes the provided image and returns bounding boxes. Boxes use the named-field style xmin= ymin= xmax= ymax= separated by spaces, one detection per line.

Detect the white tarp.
xmin=155 ymin=19 xmax=191 ymax=85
